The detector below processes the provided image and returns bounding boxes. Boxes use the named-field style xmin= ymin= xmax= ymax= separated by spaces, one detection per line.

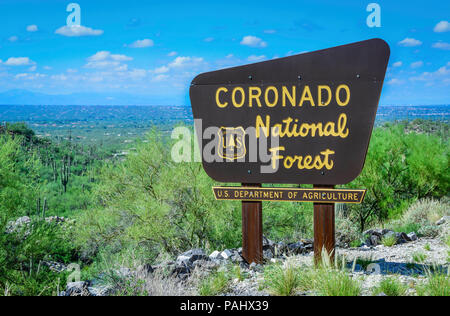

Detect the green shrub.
xmin=373 ymin=277 xmax=407 ymax=296
xmin=416 ymin=272 xmax=450 ymax=296
xmin=381 ymin=235 xmax=397 ymax=247
xmin=198 ymin=269 xmax=230 ymax=296
xmin=263 ymin=260 xmax=306 ymax=296
xmin=314 ymin=269 xmax=361 ymax=296
xmin=347 ymin=124 xmax=449 ymax=232
xmin=412 ymin=252 xmax=427 ymax=263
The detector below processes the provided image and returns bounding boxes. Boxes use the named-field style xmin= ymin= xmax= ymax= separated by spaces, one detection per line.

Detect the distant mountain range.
xmin=0 ymin=89 xmax=185 ymax=106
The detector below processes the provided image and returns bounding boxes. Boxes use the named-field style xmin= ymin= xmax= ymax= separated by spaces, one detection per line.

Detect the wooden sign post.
xmin=241 ymin=183 xmax=263 ymax=264
xmin=190 ymin=39 xmax=390 ymax=265
xmin=313 ymin=185 xmax=335 ymax=264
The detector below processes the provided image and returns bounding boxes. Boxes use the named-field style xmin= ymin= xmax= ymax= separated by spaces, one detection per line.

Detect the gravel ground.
xmin=223 ymin=237 xmax=449 ymax=296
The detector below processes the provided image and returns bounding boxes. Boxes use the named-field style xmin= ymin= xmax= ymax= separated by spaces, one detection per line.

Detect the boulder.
xmin=436 ymin=216 xmax=449 ymax=226
xmin=6 ymin=216 xmax=31 ymax=233
xmin=407 ymin=232 xmax=418 ymax=241
xmin=176 ymin=249 xmax=208 ymax=266
xmin=287 ymin=242 xmax=305 ymax=255
xmin=263 ymin=249 xmax=274 ymax=260
xmin=220 ymin=249 xmax=233 ymax=260
xmin=370 ymin=234 xmax=381 ymax=246
xmin=209 ymin=250 xmax=222 ymax=260
xmin=64 ymin=281 xmax=92 ymax=296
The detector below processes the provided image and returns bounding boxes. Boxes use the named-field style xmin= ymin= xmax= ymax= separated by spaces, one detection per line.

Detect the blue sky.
xmin=0 ymin=0 xmax=449 ymax=105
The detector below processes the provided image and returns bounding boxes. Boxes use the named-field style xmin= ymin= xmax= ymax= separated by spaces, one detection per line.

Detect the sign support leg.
xmin=313 ymin=184 xmax=335 ymax=265
xmin=241 ymin=183 xmax=263 ymax=264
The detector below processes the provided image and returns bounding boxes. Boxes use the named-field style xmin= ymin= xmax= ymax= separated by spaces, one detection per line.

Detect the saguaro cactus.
xmin=60 ymin=155 xmax=71 ymax=193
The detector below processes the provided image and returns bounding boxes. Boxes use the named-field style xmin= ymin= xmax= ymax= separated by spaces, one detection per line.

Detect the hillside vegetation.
xmin=0 ymin=119 xmax=448 ymax=295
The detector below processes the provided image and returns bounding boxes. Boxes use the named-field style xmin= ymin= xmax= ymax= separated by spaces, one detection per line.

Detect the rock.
xmin=287 ymin=242 xmax=305 ymax=255
xmin=231 ymin=253 xmax=245 ymax=263
xmin=382 ymin=229 xmax=394 ymax=235
xmin=377 ymin=292 xmax=387 ymax=296
xmin=88 ymin=285 xmax=114 ymax=296
xmin=398 ymin=232 xmax=410 ymax=243
xmin=193 ymin=259 xmax=218 ymax=270
xmin=220 ymin=249 xmax=233 ymax=260
xmin=263 ymin=236 xmax=274 ymax=247
xmin=116 ymin=267 xmax=132 ymax=278
xmin=209 ymin=250 xmax=222 ymax=260
xmin=45 ymin=216 xmax=66 ymax=224
xmin=407 ymin=232 xmax=418 ymax=241
xmin=370 ymin=235 xmax=381 ymax=246
xmin=249 ymin=262 xmax=263 ymax=271
xmin=364 ymin=229 xmax=383 ymax=237
xmin=436 ymin=216 xmax=448 ymax=226
xmin=263 ymin=249 xmax=274 ymax=260
xmin=64 ymin=281 xmax=92 ymax=296
xmin=136 ymin=264 xmax=154 ymax=276
xmin=176 ymin=249 xmax=208 ymax=266
xmin=42 ymin=261 xmax=67 ymax=273
xmin=6 ymin=216 xmax=31 ymax=233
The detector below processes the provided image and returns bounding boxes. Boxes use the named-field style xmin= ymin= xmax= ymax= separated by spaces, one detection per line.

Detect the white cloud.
xmin=410 ymin=61 xmax=423 ymax=68
xmin=247 ymin=55 xmax=266 ymax=62
xmin=128 ymin=39 xmax=154 ymax=48
xmin=152 ymin=66 xmax=169 ymax=74
xmin=152 ymin=74 xmax=169 ymax=82
xmin=88 ymin=51 xmax=132 ymax=62
xmin=15 ymin=73 xmax=46 ymax=80
xmin=387 ymin=78 xmax=404 ymax=85
xmin=240 ymin=35 xmax=267 ymax=48
xmin=204 ymin=37 xmax=214 ymax=42
xmin=8 ymin=36 xmax=18 ymax=42
xmin=398 ymin=38 xmax=422 ymax=47
xmin=4 ymin=57 xmax=35 ymax=66
xmin=50 ymin=74 xmax=68 ymax=81
xmin=169 ymin=56 xmax=204 ymax=68
xmin=432 ymin=42 xmax=450 ymax=50
xmin=85 ymin=51 xmax=132 ymax=69
xmin=26 ymin=25 xmax=38 ymax=32
xmin=410 ymin=62 xmax=450 ymax=84
xmin=43 ymin=66 xmax=52 ymax=70
xmin=29 ymin=65 xmax=37 ymax=72
xmin=433 ymin=21 xmax=450 ymax=33
xmin=55 ymin=25 xmax=103 ymax=37
xmin=168 ymin=51 xmax=177 ymax=57
xmin=392 ymin=61 xmax=402 ymax=67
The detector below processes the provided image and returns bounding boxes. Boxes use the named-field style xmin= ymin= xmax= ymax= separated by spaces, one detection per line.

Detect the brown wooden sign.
xmin=189 ymin=39 xmax=390 ymax=265
xmin=190 ymin=38 xmax=390 ymax=185
xmin=213 ymin=186 xmax=366 ymax=204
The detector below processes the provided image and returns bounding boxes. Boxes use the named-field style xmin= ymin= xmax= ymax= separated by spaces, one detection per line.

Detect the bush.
xmin=347 ymin=124 xmax=449 ymax=232
xmin=373 ymin=277 xmax=407 ymax=296
xmin=391 ymin=199 xmax=449 ymax=237
xmin=263 ymin=260 xmax=306 ymax=296
xmin=198 ymin=269 xmax=230 ymax=296
xmin=416 ymin=271 xmax=450 ymax=296
xmin=381 ymin=235 xmax=397 ymax=247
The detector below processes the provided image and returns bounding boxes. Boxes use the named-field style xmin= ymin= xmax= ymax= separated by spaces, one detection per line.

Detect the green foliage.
xmin=263 ymin=260 xmax=305 ymax=296
xmin=372 ymin=277 xmax=407 ymax=296
xmin=412 ymin=252 xmax=427 ymax=263
xmin=416 ymin=271 xmax=450 ymax=296
xmin=391 ymin=199 xmax=449 ymax=237
xmin=198 ymin=269 xmax=230 ymax=296
xmin=347 ymin=123 xmax=449 ymax=232
xmin=315 ymin=269 xmax=361 ymax=296
xmin=381 ymin=235 xmax=397 ymax=247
